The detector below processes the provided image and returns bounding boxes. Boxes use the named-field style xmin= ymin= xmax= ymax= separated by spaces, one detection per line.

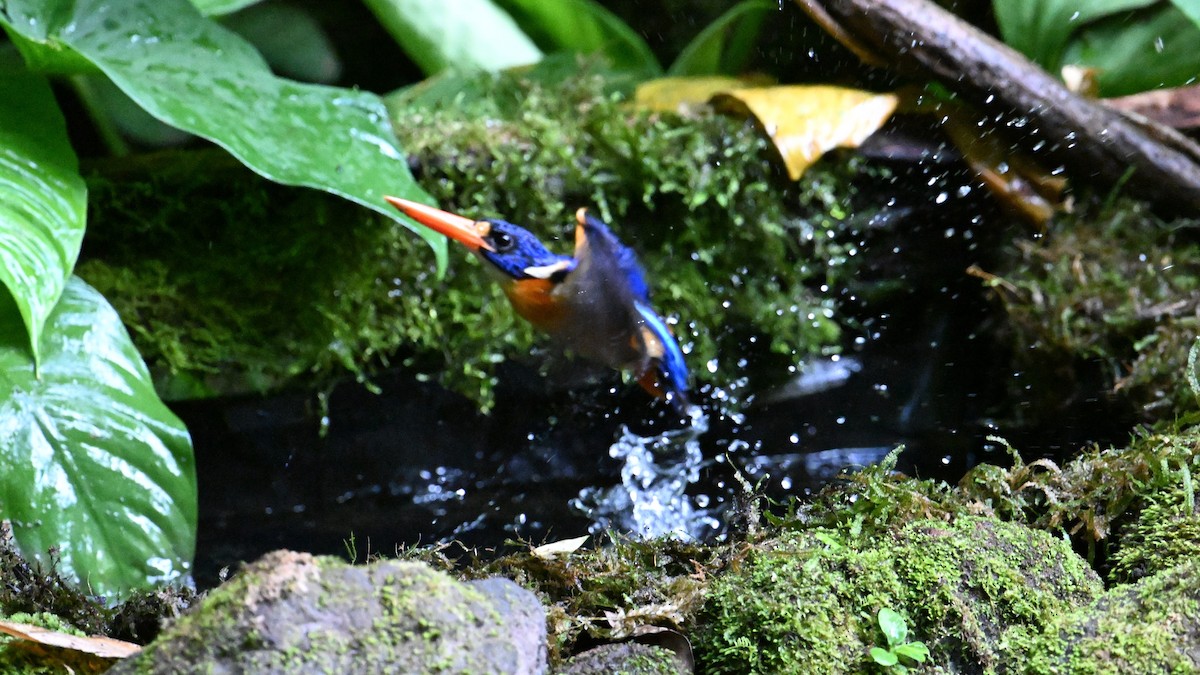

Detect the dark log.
xmin=794 ymin=0 xmax=1200 ymax=216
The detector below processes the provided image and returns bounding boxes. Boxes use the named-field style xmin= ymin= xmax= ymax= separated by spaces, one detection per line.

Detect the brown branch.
xmin=794 ymin=0 xmax=1200 ymax=216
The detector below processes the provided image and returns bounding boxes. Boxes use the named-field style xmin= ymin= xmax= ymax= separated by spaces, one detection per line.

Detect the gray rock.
xmin=557 ymin=642 xmax=682 ymax=675
xmin=111 ymin=550 xmax=547 ymax=674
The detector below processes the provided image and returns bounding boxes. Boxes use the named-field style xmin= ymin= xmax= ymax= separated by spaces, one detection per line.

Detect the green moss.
xmin=1012 ymin=560 xmax=1200 ymax=673
xmin=692 ymin=516 xmax=1100 ymax=673
xmin=81 ymin=65 xmax=862 ymax=407
xmin=1108 ymin=480 xmax=1200 ymax=583
xmin=988 ymin=198 xmax=1200 ymax=422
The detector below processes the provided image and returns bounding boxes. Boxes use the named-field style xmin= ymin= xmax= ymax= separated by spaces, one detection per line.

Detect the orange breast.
xmin=503 ymin=279 xmax=567 ymax=332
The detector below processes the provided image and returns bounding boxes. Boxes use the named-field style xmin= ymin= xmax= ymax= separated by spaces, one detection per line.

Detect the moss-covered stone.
xmin=692 ymin=516 xmax=1101 ymax=673
xmin=110 ymin=550 xmax=546 ymax=674
xmin=1014 ymin=560 xmax=1200 ymax=673
xmin=557 ymin=642 xmax=681 ymax=675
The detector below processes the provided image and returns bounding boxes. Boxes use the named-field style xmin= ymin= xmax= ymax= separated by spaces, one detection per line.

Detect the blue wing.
xmin=634 ymin=301 xmax=690 ymax=405
xmin=577 ymin=211 xmax=651 ymax=303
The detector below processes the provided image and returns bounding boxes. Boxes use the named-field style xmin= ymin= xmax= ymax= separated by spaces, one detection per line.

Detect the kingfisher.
xmin=385 ymin=196 xmax=691 ymax=411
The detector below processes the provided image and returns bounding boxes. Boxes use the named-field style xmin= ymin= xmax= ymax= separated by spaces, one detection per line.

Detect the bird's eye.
xmin=491 ymin=231 xmax=515 ymax=252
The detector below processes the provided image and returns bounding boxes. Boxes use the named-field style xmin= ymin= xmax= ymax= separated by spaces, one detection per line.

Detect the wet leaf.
xmin=496 ymin=0 xmax=660 ymax=77
xmin=532 ymin=534 xmax=589 ymax=559
xmin=0 ymin=620 xmax=141 ymax=659
xmin=0 ymin=68 xmax=86 ymax=365
xmin=364 ymin=0 xmax=542 ymax=75
xmin=0 ymin=0 xmax=446 ymax=268
xmin=940 ymin=107 xmax=1067 ymax=226
xmin=869 ymin=646 xmax=899 ymax=666
xmin=993 ymin=0 xmax=1157 ymax=68
xmin=994 ymin=0 xmax=1200 ymax=97
xmin=634 ymin=76 xmax=751 ymax=113
xmin=1171 ymin=0 xmax=1200 ymax=28
xmin=0 ymin=277 xmax=196 ymax=598
xmin=894 ymin=641 xmax=930 ymax=662
xmin=1062 ymin=3 xmax=1200 ymax=96
xmin=668 ymin=0 xmax=773 ymax=77
xmin=878 ymin=607 xmax=907 ymax=645
xmin=713 ymin=85 xmax=898 ymax=180
xmin=189 ymin=0 xmax=261 ymax=15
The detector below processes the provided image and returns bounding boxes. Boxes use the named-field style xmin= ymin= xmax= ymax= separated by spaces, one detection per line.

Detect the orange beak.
xmin=384 ymin=196 xmax=495 ymax=252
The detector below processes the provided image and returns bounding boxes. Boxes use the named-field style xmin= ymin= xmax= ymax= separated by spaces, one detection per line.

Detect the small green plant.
xmin=869 ymin=608 xmax=929 ymax=673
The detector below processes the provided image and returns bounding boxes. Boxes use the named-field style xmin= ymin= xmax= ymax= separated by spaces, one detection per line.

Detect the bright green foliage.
xmin=496 ymin=0 xmax=661 ymax=77
xmin=0 ymin=278 xmax=195 ymax=598
xmin=0 ymin=67 xmax=86 ymax=365
xmin=364 ymin=0 xmax=543 ymax=75
xmin=993 ymin=0 xmax=1200 ymax=96
xmin=668 ymin=0 xmax=773 ymax=76
xmin=0 ymin=0 xmax=454 ymax=599
xmin=0 ymin=0 xmax=444 ymax=259
xmin=869 ymin=608 xmax=929 ymax=673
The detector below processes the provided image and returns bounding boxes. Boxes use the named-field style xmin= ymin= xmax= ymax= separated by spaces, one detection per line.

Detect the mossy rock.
xmin=693 ymin=515 xmax=1101 ymax=673
xmin=110 ymin=550 xmax=546 ymax=674
xmin=1014 ymin=559 xmax=1200 ymax=672
xmin=557 ymin=642 xmax=682 ymax=675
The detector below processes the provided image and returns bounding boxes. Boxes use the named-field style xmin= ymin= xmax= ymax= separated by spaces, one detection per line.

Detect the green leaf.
xmin=495 ymin=0 xmax=661 ymax=77
xmin=1171 ymin=0 xmax=1200 ymax=27
xmin=0 ymin=277 xmax=196 ymax=598
xmin=1 ymin=0 xmax=446 ymax=268
xmin=363 ymin=0 xmax=543 ymax=75
xmin=1062 ymin=3 xmax=1200 ymax=96
xmin=869 ymin=647 xmax=899 ymax=666
xmin=190 ymin=0 xmax=262 ymax=15
xmin=993 ymin=0 xmax=1158 ymax=68
xmin=894 ymin=641 xmax=931 ymax=663
xmin=668 ymin=0 xmax=773 ymax=77
xmin=0 ymin=68 xmax=86 ymax=365
xmin=878 ymin=607 xmax=908 ymax=646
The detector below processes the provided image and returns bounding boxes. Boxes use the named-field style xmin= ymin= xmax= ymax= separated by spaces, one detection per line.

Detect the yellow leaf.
xmin=634 ymin=75 xmax=775 ymax=113
xmin=713 ymin=85 xmax=899 ymax=180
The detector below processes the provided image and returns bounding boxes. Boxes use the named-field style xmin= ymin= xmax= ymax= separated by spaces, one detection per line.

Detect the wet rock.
xmin=1018 ymin=559 xmax=1200 ymax=671
xmin=557 ymin=642 xmax=682 ymax=674
xmin=111 ymin=550 xmax=546 ymax=674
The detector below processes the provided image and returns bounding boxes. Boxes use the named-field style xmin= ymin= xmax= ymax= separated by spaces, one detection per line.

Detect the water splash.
xmin=571 ymin=407 xmax=720 ymax=540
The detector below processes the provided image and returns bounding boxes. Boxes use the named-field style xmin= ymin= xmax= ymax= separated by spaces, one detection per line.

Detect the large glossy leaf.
xmin=0 ymin=67 xmax=86 ymax=365
xmin=1063 ymin=3 xmax=1200 ymax=96
xmin=495 ymin=0 xmax=661 ymax=77
xmin=0 ymin=277 xmax=196 ymax=598
xmin=993 ymin=0 xmax=1157 ymax=68
xmin=363 ymin=0 xmax=543 ymax=75
xmin=190 ymin=0 xmax=262 ymax=15
xmin=1171 ymin=0 xmax=1200 ymax=27
xmin=667 ymin=0 xmax=773 ymax=77
xmin=0 ymin=0 xmax=445 ymax=267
